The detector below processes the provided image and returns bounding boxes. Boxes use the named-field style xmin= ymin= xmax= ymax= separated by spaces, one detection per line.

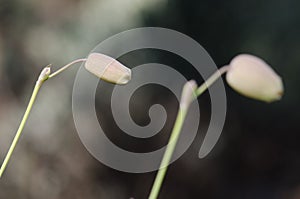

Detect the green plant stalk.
xmin=195 ymin=66 xmax=229 ymax=96
xmin=148 ymin=107 xmax=188 ymax=199
xmin=0 ymin=59 xmax=85 ymax=178
xmin=0 ymin=80 xmax=44 ymax=178
xmin=48 ymin=58 xmax=86 ymax=79
xmin=148 ymin=66 xmax=229 ymax=199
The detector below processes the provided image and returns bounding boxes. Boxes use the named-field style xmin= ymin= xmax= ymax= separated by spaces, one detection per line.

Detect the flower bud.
xmin=85 ymin=53 xmax=131 ymax=85
xmin=226 ymin=54 xmax=284 ymax=102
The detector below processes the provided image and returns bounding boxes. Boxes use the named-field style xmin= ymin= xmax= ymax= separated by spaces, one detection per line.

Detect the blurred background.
xmin=0 ymin=0 xmax=299 ymax=198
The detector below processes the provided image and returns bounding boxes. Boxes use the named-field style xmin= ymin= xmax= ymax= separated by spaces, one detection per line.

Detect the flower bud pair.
xmin=85 ymin=52 xmax=284 ymax=103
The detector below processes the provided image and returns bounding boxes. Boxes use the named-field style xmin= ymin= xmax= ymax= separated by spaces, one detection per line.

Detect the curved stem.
xmin=48 ymin=58 xmax=87 ymax=79
xmin=195 ymin=66 xmax=229 ymax=97
xmin=148 ymin=66 xmax=229 ymax=199
xmin=0 ymin=80 xmax=44 ymax=178
xmin=0 ymin=58 xmax=86 ymax=178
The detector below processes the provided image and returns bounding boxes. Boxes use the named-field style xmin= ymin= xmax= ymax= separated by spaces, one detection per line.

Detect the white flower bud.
xmin=226 ymin=54 xmax=284 ymax=102
xmin=85 ymin=53 xmax=131 ymax=85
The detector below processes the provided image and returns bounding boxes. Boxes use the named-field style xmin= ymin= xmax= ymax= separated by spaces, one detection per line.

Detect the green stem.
xmin=148 ymin=107 xmax=188 ymax=199
xmin=195 ymin=66 xmax=229 ymax=97
xmin=0 ymin=80 xmax=44 ymax=178
xmin=148 ymin=66 xmax=229 ymax=199
xmin=48 ymin=58 xmax=86 ymax=79
xmin=0 ymin=58 xmax=85 ymax=178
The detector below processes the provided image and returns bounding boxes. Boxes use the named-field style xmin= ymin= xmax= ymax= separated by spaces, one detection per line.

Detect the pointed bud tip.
xmin=116 ymin=67 xmax=131 ymax=84
xmin=85 ymin=53 xmax=131 ymax=85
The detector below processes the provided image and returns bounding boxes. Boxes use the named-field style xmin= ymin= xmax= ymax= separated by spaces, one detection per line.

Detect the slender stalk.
xmin=149 ymin=107 xmax=188 ymax=199
xmin=48 ymin=58 xmax=86 ymax=79
xmin=195 ymin=66 xmax=229 ymax=97
xmin=148 ymin=66 xmax=229 ymax=199
xmin=0 ymin=80 xmax=44 ymax=178
xmin=0 ymin=58 xmax=85 ymax=178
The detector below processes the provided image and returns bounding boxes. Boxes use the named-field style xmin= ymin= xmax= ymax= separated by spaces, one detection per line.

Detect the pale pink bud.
xmin=226 ymin=54 xmax=284 ymax=102
xmin=85 ymin=53 xmax=131 ymax=85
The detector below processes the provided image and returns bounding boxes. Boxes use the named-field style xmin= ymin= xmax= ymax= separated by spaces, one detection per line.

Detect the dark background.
xmin=0 ymin=0 xmax=299 ymax=198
